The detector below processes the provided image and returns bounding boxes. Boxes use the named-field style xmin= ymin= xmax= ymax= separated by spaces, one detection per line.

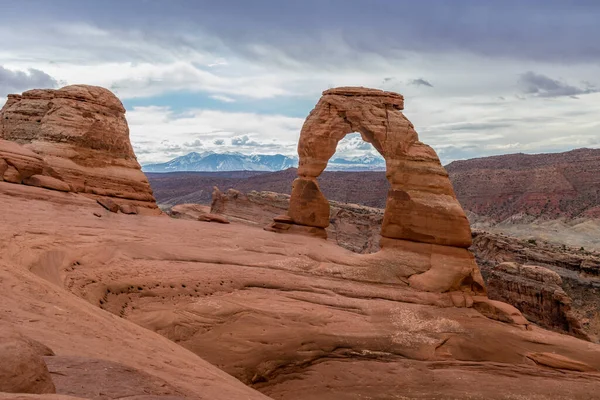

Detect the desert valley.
xmin=0 ymin=82 xmax=599 ymax=400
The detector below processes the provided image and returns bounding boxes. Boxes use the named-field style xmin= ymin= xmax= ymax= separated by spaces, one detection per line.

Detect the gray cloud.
xmin=409 ymin=78 xmax=433 ymax=88
xmin=4 ymin=1 xmax=600 ymax=65
xmin=183 ymin=139 xmax=203 ymax=147
xmin=0 ymin=66 xmax=58 ymax=96
xmin=519 ymin=71 xmax=598 ymax=98
xmin=213 ymin=139 xmax=225 ymax=145
xmin=231 ymin=135 xmax=260 ymax=146
xmin=441 ymin=122 xmax=512 ymax=131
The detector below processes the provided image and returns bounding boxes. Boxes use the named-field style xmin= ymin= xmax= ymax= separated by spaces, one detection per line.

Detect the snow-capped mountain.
xmin=142 ymin=151 xmax=385 ymax=172
xmin=142 ymin=152 xmax=298 ymax=172
xmin=324 ymin=153 xmax=386 ymax=171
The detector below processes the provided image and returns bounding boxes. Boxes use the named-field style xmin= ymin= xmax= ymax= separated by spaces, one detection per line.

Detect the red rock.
xmin=45 ymin=356 xmax=187 ymax=399
xmin=287 ymin=177 xmax=330 ymax=228
xmin=119 ymin=204 xmax=139 ymax=215
xmin=97 ymin=198 xmax=119 ymax=213
xmin=0 ymin=158 xmax=7 ymax=178
xmin=4 ymin=187 xmax=600 ymax=399
xmin=0 ymin=139 xmax=45 ymax=181
xmin=526 ymin=352 xmax=596 ymax=372
xmin=472 ymin=296 xmax=529 ymax=326
xmin=23 ymin=175 xmax=71 ymax=192
xmin=2 ymin=165 xmax=22 ymax=183
xmin=198 ymin=213 xmax=230 ymax=224
xmin=472 ymin=230 xmax=599 ymax=341
xmin=446 ymin=148 xmax=600 ymax=222
xmin=0 ymin=85 xmax=158 ymax=211
xmin=0 ymin=325 xmax=56 ymax=394
xmin=170 ymin=203 xmax=212 ymax=220
xmin=279 ymin=86 xmax=471 ymax=248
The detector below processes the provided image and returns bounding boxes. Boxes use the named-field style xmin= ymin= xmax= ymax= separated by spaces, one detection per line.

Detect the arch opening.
xmin=268 ymin=87 xmax=473 ymax=250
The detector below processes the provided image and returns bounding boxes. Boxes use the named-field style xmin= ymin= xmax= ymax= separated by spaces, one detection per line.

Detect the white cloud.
xmin=126 ymin=106 xmax=303 ymax=163
xmin=210 ymin=94 xmax=236 ymax=103
xmin=1 ymin=20 xmax=600 ymax=165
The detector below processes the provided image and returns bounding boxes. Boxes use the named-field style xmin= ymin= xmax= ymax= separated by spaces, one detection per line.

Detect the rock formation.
xmin=211 ymin=187 xmax=600 ymax=342
xmin=4 ymin=85 xmax=600 ymax=399
xmin=446 ymin=148 xmax=600 ymax=221
xmin=0 ymin=85 xmax=158 ymax=213
xmin=3 ymin=184 xmax=600 ymax=399
xmin=271 ymin=87 xmax=470 ymax=247
xmin=485 ymin=262 xmax=589 ymax=340
xmin=212 ymin=188 xmax=383 ymax=253
xmin=267 ymin=87 xmax=480 ymax=294
xmin=473 ymin=230 xmax=600 ymax=341
xmin=0 ymin=325 xmax=56 ymax=395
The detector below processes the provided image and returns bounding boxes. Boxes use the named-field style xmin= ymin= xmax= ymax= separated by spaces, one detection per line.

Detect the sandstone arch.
xmin=273 ymin=87 xmax=472 ymax=249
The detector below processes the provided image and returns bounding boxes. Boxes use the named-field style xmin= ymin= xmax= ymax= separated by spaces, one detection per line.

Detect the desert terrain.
xmin=1 ymin=85 xmax=600 ymax=399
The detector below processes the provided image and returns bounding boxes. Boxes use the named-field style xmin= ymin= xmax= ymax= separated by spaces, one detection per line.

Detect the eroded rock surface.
xmin=0 ymin=325 xmax=56 ymax=395
xmin=45 ymin=356 xmax=187 ymax=399
xmin=274 ymin=87 xmax=470 ymax=249
xmin=265 ymin=87 xmax=480 ymax=295
xmin=2 ymin=184 xmax=600 ymax=399
xmin=0 ymin=85 xmax=158 ymax=213
xmin=211 ymin=188 xmax=600 ymax=342
xmin=472 ymin=230 xmax=600 ymax=342
xmin=484 ymin=262 xmax=589 ymax=340
xmin=212 ymin=188 xmax=383 ymax=253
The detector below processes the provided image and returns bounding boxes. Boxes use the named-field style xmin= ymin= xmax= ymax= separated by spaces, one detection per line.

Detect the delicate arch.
xmin=273 ymin=87 xmax=471 ymax=249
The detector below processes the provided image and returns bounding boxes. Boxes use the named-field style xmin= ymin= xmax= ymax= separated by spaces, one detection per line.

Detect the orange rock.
xmin=198 ymin=213 xmax=230 ymax=224
xmin=97 ymin=198 xmax=119 ymax=213
xmin=119 ymin=204 xmax=139 ymax=215
xmin=278 ymin=86 xmax=471 ymax=247
xmin=288 ymin=177 xmax=330 ymax=228
xmin=0 ymin=139 xmax=46 ymax=182
xmin=0 ymin=85 xmax=157 ymax=211
xmin=0 ymin=325 xmax=56 ymax=394
xmin=170 ymin=203 xmax=212 ymax=220
xmin=23 ymin=175 xmax=71 ymax=192
xmin=526 ymin=352 xmax=596 ymax=372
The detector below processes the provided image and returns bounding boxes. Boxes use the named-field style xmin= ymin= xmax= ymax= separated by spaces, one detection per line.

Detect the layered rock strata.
xmin=472 ymin=230 xmax=600 ymax=342
xmin=267 ymin=87 xmax=479 ymax=294
xmin=0 ymin=85 xmax=158 ymax=213
xmin=213 ymin=188 xmax=383 ymax=253
xmin=3 ymin=185 xmax=600 ymax=399
xmin=485 ymin=262 xmax=589 ymax=340
xmin=211 ymin=188 xmax=600 ymax=341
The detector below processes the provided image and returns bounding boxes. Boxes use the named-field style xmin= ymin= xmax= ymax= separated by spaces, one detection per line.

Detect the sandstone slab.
xmin=3 ymin=184 xmax=600 ymax=399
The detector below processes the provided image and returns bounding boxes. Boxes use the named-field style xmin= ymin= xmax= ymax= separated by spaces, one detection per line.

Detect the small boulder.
xmin=526 ymin=352 xmax=596 ymax=372
xmin=119 ymin=204 xmax=139 ymax=215
xmin=198 ymin=213 xmax=230 ymax=224
xmin=0 ymin=325 xmax=56 ymax=394
xmin=97 ymin=198 xmax=119 ymax=213
xmin=170 ymin=203 xmax=211 ymax=220
xmin=472 ymin=296 xmax=529 ymax=326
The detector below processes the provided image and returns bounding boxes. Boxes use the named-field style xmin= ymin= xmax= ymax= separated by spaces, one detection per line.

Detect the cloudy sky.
xmin=1 ymin=0 xmax=599 ymax=165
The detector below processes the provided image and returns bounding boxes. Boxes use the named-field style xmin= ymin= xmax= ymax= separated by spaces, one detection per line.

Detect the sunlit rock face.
xmin=0 ymin=85 xmax=158 ymax=212
xmin=267 ymin=87 xmax=479 ymax=294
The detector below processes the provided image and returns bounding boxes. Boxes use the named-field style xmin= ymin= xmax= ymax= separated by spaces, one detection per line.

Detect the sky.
xmin=1 ymin=0 xmax=599 ymax=165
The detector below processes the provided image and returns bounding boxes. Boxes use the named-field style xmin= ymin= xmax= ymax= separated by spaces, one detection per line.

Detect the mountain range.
xmin=142 ymin=151 xmax=385 ymax=172
xmin=148 ymin=147 xmax=600 ymax=224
